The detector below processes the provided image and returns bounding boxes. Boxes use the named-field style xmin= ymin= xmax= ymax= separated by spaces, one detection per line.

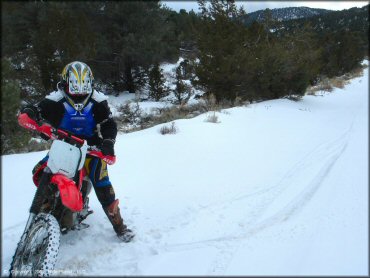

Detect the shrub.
xmin=286 ymin=95 xmax=303 ymax=101
xmin=331 ymin=77 xmax=348 ymax=89
xmin=159 ymin=122 xmax=178 ymax=135
xmin=116 ymin=102 xmax=143 ymax=126
xmin=202 ymin=93 xmax=219 ymax=111
xmin=205 ymin=112 xmax=220 ymax=123
xmin=305 ymin=63 xmax=366 ymax=96
xmin=312 ymin=77 xmax=334 ymax=93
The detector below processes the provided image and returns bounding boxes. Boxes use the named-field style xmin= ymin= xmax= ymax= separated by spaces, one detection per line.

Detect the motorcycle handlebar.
xmin=18 ymin=113 xmax=116 ymax=165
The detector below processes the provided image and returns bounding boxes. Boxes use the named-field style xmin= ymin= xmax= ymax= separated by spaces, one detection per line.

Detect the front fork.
xmin=18 ymin=168 xmax=53 ymax=247
xmin=29 ymin=168 xmax=52 ymax=215
xmin=17 ymin=213 xmax=36 ymax=248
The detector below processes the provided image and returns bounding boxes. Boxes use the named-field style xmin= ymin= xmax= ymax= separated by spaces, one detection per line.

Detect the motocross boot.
xmin=103 ymin=199 xmax=135 ymax=242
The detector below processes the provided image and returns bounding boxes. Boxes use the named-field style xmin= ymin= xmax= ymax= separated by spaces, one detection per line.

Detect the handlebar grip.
xmin=88 ymin=150 xmax=116 ymax=165
xmin=18 ymin=113 xmax=39 ymax=131
xmin=18 ymin=113 xmax=54 ymax=139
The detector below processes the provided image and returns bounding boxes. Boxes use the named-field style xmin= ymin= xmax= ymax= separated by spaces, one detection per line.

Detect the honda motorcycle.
xmin=9 ymin=113 xmax=116 ymax=277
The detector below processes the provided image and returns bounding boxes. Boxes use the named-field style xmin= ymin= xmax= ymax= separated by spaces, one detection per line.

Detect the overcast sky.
xmin=161 ymin=1 xmax=369 ymax=13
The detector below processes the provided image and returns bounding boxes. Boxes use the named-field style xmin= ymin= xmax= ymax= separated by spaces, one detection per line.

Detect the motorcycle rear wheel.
xmin=9 ymin=213 xmax=60 ymax=277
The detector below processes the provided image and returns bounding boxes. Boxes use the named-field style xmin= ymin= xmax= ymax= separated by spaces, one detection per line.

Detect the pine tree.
xmin=1 ymin=59 xmax=31 ymax=154
xmin=102 ymin=1 xmax=179 ymax=94
xmin=173 ymin=64 xmax=192 ymax=105
xmin=2 ymin=2 xmax=96 ymax=95
xmin=148 ymin=63 xmax=169 ymax=101
xmin=195 ymin=0 xmax=249 ymax=102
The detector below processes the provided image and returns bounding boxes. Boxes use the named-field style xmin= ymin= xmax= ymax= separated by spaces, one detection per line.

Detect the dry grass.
xmin=202 ymin=93 xmax=218 ymax=111
xmin=159 ymin=122 xmax=178 ymax=135
xmin=116 ymin=101 xmax=212 ymax=133
xmin=114 ymin=91 xmax=250 ymax=133
xmin=205 ymin=112 xmax=220 ymax=123
xmin=344 ymin=65 xmax=366 ymax=79
xmin=331 ymin=77 xmax=349 ymax=89
xmin=306 ymin=64 xmax=367 ymax=96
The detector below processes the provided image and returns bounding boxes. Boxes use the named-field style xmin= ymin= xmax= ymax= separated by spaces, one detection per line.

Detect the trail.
xmin=2 ymin=65 xmax=368 ymax=276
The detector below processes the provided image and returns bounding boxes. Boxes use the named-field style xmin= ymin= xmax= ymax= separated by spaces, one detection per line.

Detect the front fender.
xmin=50 ymin=174 xmax=83 ymax=212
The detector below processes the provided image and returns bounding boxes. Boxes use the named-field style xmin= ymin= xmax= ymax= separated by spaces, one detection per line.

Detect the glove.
xmin=100 ymin=139 xmax=115 ymax=156
xmin=20 ymin=105 xmax=48 ymax=140
xmin=21 ymin=105 xmax=40 ymax=121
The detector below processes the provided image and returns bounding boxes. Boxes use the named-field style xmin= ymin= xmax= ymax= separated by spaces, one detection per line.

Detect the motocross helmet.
xmin=60 ymin=61 xmax=94 ymax=110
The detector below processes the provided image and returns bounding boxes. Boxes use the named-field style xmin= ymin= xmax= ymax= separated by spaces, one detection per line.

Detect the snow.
xmin=106 ymin=58 xmax=186 ymax=117
xmin=106 ymin=91 xmax=168 ymax=117
xmin=106 ymin=57 xmax=202 ymax=118
xmin=1 ymin=64 xmax=368 ymax=276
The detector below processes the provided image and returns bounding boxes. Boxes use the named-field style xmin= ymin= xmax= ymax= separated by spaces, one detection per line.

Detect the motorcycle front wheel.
xmin=9 ymin=213 xmax=60 ymax=277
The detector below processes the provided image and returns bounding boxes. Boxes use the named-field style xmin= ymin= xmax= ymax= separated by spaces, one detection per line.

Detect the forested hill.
xmin=241 ymin=4 xmax=369 ymax=56
xmin=275 ymin=4 xmax=369 ymax=54
xmin=242 ymin=4 xmax=368 ymax=37
xmin=242 ymin=6 xmax=332 ymax=24
xmin=278 ymin=5 xmax=369 ymax=35
xmin=2 ymin=1 xmax=368 ymax=154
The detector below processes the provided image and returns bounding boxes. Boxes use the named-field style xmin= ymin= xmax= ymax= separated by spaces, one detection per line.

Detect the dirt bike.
xmin=9 ymin=113 xmax=116 ymax=277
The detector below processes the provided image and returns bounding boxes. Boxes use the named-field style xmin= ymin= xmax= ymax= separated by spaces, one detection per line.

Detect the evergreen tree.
xmin=2 ymin=2 xmax=96 ymax=96
xmin=101 ymin=1 xmax=179 ymax=94
xmin=173 ymin=64 xmax=192 ymax=105
xmin=195 ymin=0 xmax=249 ymax=102
xmin=259 ymin=22 xmax=321 ymax=99
xmin=178 ymin=59 xmax=195 ymax=80
xmin=1 ymin=59 xmax=31 ymax=154
xmin=319 ymin=30 xmax=364 ymax=77
xmin=2 ymin=1 xmax=180 ymax=97
xmin=2 ymin=0 xmax=367 ymax=112
xmin=164 ymin=8 xmax=200 ymax=56
xmin=148 ymin=63 xmax=169 ymax=101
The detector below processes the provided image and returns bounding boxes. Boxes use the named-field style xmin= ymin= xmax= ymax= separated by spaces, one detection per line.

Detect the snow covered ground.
xmin=106 ymin=57 xmax=203 ymax=118
xmin=1 ymin=64 xmax=368 ymax=276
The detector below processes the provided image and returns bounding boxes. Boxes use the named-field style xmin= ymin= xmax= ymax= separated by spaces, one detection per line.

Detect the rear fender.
xmin=50 ymin=174 xmax=83 ymax=212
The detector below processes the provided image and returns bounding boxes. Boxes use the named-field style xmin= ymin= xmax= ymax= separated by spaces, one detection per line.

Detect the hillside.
xmin=242 ymin=6 xmax=332 ymax=25
xmin=241 ymin=5 xmax=369 ymax=57
xmin=2 ymin=62 xmax=368 ymax=276
xmin=280 ymin=5 xmax=369 ymax=34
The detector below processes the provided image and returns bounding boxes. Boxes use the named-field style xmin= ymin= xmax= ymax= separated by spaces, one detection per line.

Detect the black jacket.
xmin=24 ymin=89 xmax=117 ymax=146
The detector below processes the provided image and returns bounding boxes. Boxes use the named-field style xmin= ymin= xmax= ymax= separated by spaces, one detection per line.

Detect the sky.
xmin=161 ymin=1 xmax=369 ymax=13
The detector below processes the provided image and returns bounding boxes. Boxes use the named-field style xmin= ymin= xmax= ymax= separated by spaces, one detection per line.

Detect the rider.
xmin=21 ymin=61 xmax=134 ymax=242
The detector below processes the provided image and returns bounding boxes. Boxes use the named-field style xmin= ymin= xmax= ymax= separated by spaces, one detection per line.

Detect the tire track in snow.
xmin=1 ymin=129 xmax=351 ymax=276
xmin=3 ymin=106 xmax=360 ymax=276
xmin=161 ymin=127 xmax=352 ymax=275
xmin=54 ymin=112 xmax=357 ymax=275
xmin=160 ymin=123 xmax=352 ymax=243
xmin=171 ymin=127 xmax=351 ymax=240
xmin=204 ymin=119 xmax=355 ymax=275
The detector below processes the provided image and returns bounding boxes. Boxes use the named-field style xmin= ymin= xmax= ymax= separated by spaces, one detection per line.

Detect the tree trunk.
xmin=124 ymin=63 xmax=135 ymax=94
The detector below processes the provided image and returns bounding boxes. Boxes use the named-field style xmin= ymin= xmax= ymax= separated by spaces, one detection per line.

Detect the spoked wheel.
xmin=9 ymin=213 xmax=60 ymax=277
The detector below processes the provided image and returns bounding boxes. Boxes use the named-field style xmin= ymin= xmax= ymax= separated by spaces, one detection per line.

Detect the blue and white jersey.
xmin=38 ymin=89 xmax=117 ymax=146
xmin=59 ymin=101 xmax=96 ymax=138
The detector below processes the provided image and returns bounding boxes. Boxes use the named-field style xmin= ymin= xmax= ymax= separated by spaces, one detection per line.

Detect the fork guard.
xmin=50 ymin=174 xmax=83 ymax=212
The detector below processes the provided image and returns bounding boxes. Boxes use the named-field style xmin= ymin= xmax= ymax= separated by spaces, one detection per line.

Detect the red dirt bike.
xmin=9 ymin=113 xmax=116 ymax=277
